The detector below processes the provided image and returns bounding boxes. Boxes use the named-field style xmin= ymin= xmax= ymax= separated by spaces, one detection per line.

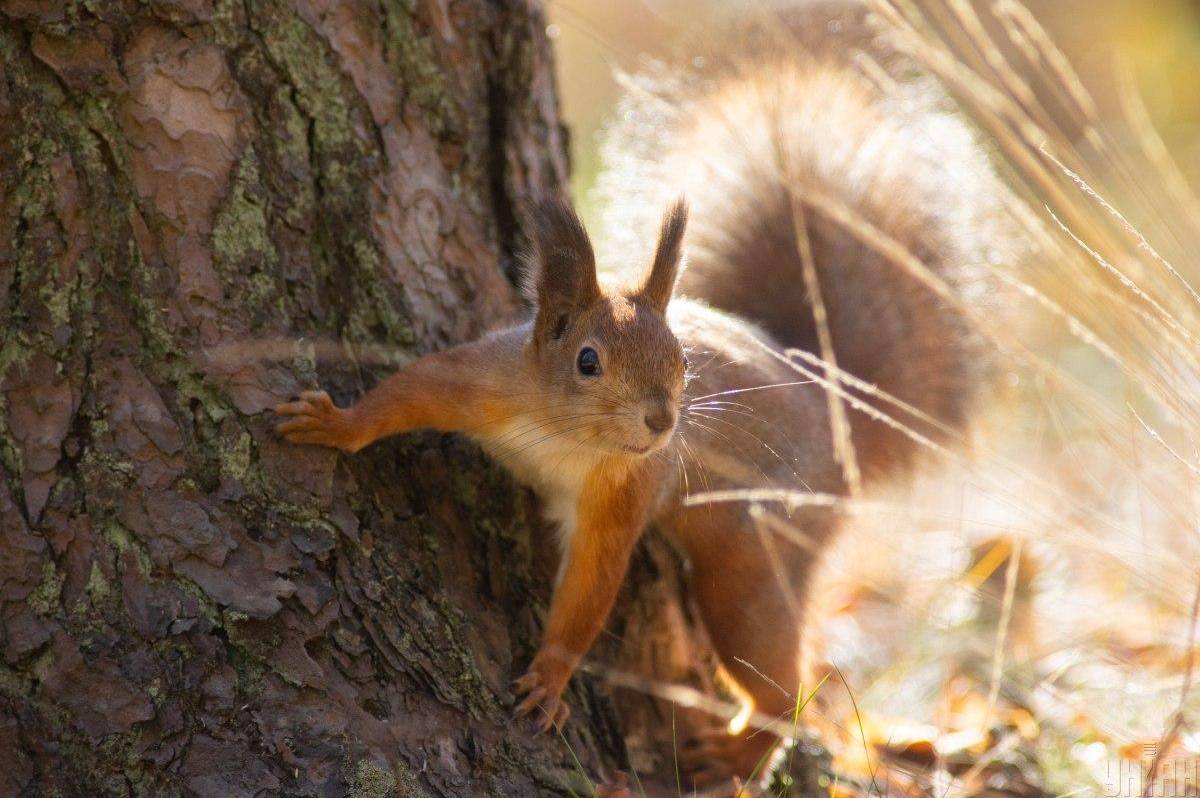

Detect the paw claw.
xmin=512 ymin=660 xmax=571 ymax=733
xmin=513 ymin=687 xmax=546 ymax=718
xmin=273 ymin=390 xmax=356 ymax=451
xmin=300 ymin=390 xmax=335 ymax=409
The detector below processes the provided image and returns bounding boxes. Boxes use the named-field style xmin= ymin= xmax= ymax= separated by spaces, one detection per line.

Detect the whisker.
xmin=686 ymin=380 xmax=814 ymax=403
xmin=675 ymin=448 xmax=691 ymax=499
xmin=550 ymin=425 xmax=609 ymax=473
xmin=685 ymin=405 xmax=758 ymax=420
xmin=678 ymin=431 xmax=714 ymax=503
xmin=687 ymin=410 xmax=810 ymax=491
xmin=686 ymin=400 xmax=756 ymax=412
xmin=683 ymin=417 xmax=777 ymax=488
xmin=491 ymin=419 xmax=604 ymax=463
xmin=483 ymin=410 xmax=617 ymax=449
xmin=457 ymin=399 xmax=614 ymax=437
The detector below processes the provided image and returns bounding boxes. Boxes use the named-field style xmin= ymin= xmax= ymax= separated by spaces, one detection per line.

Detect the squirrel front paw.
xmin=512 ymin=656 xmax=572 ymax=734
xmin=274 ymin=390 xmax=362 ymax=452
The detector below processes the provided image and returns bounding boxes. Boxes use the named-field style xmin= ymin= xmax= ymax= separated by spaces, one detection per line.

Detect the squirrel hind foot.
xmin=677 ymin=724 xmax=783 ymax=794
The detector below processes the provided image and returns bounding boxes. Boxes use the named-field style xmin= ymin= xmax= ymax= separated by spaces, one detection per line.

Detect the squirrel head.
xmin=522 ymin=198 xmax=689 ymax=457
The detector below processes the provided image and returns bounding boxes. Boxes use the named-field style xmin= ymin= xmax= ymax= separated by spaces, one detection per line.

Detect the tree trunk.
xmin=0 ymin=1 xmax=674 ymax=795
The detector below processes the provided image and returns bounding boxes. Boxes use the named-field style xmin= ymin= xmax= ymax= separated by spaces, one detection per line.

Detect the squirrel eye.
xmin=577 ymin=347 xmax=601 ymax=377
xmin=682 ymin=354 xmax=690 ymax=370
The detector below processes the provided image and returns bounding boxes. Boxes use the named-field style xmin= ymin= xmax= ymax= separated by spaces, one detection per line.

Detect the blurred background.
xmin=549 ymin=0 xmax=1200 ymax=227
xmin=545 ymin=2 xmax=1200 ymax=796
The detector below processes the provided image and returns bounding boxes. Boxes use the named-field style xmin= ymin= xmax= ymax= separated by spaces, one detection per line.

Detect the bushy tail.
xmin=597 ymin=1 xmax=1020 ymax=480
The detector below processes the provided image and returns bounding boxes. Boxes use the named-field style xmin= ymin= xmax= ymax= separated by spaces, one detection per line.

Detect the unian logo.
xmin=1100 ymin=744 xmax=1200 ymax=798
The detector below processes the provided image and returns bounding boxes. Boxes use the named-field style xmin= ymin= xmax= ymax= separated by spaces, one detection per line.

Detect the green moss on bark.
xmin=212 ymin=151 xmax=280 ymax=312
xmin=28 ymin=562 xmax=64 ymax=618
xmin=351 ymin=759 xmax=404 ymax=798
xmin=253 ymin=2 xmax=356 ymax=149
xmin=379 ymin=0 xmax=459 ymax=139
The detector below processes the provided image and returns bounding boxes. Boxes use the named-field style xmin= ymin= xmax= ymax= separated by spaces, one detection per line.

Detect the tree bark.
xmin=0 ymin=1 xmax=672 ymax=795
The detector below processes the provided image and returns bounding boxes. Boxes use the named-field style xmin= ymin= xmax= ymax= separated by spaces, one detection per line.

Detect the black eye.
xmin=682 ymin=354 xmax=690 ymax=371
xmin=577 ymin=347 xmax=601 ymax=376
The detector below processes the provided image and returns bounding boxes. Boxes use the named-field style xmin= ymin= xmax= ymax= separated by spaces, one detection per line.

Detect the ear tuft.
xmin=525 ymin=198 xmax=601 ymax=340
xmin=638 ymin=198 xmax=688 ymax=313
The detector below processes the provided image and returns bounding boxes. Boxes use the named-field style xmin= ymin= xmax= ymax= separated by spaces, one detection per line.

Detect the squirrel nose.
xmin=644 ymin=407 xmax=675 ymax=434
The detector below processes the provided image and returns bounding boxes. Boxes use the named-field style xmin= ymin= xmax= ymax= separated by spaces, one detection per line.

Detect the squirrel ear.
xmin=638 ymin=198 xmax=688 ymax=314
xmin=524 ymin=199 xmax=601 ymax=340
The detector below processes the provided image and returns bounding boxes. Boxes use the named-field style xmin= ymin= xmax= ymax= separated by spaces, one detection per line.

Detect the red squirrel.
xmin=276 ymin=2 xmax=1015 ymax=786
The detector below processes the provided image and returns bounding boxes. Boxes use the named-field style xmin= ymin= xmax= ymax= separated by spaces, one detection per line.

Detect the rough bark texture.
xmin=0 ymin=1 xmax=671 ymax=795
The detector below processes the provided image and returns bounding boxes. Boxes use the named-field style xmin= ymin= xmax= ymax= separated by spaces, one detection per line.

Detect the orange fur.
xmin=278 ymin=12 xmax=1015 ymax=783
xmin=516 ymin=458 xmax=665 ymax=728
xmin=278 ymin=200 xmax=689 ymax=738
xmin=275 ymin=334 xmax=528 ymax=452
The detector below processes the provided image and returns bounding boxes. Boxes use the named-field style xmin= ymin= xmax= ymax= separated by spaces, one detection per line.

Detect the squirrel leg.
xmin=669 ymin=505 xmax=825 ymax=790
xmin=275 ymin=335 xmax=525 ymax=452
xmin=513 ymin=470 xmax=653 ymax=733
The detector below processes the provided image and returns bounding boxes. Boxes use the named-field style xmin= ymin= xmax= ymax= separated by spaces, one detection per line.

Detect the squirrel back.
xmin=597 ymin=2 xmax=1017 ymax=480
